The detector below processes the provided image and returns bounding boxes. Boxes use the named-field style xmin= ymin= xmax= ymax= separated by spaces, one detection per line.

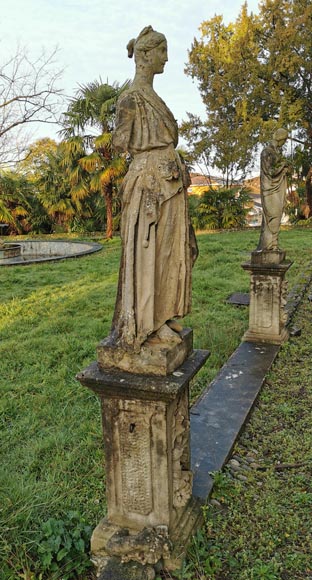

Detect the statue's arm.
xmin=262 ymin=148 xmax=288 ymax=179
xmin=273 ymin=154 xmax=289 ymax=177
xmin=112 ymin=94 xmax=136 ymax=153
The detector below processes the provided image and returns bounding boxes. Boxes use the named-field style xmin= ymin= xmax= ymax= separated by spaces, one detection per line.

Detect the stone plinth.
xmin=97 ymin=328 xmax=193 ymax=376
xmin=76 ymin=349 xmax=209 ymax=576
xmin=250 ymin=249 xmax=286 ymax=265
xmin=242 ymin=252 xmax=292 ymax=344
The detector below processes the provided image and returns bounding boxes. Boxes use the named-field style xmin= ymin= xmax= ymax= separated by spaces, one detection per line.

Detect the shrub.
xmin=189 ymin=188 xmax=251 ymax=230
xmin=287 ymin=184 xmax=308 ymax=223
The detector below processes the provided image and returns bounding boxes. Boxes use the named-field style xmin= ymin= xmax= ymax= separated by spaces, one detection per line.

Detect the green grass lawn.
xmin=172 ymin=284 xmax=312 ymax=580
xmin=0 ymin=227 xmax=311 ymax=579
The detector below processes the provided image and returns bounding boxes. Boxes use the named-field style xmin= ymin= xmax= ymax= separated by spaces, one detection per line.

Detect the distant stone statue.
xmin=257 ymin=128 xmax=289 ymax=251
xmin=110 ymin=26 xmax=197 ymax=352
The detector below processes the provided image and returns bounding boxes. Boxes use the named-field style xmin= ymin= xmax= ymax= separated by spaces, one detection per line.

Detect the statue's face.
xmin=147 ymin=40 xmax=168 ymax=74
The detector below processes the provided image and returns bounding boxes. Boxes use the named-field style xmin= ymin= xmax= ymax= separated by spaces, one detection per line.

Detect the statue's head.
xmin=273 ymin=128 xmax=288 ymax=147
xmin=127 ymin=26 xmax=168 ymax=75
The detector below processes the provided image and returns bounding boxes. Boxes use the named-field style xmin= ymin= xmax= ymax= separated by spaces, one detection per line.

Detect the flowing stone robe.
xmin=257 ymin=142 xmax=289 ymax=251
xmin=111 ymin=86 xmax=196 ymax=351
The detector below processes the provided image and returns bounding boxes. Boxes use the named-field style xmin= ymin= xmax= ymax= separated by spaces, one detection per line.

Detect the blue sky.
xmin=2 ymin=0 xmax=260 ymax=143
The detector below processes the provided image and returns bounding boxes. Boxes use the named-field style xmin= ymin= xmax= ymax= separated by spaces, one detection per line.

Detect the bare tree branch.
xmin=0 ymin=45 xmax=64 ymax=165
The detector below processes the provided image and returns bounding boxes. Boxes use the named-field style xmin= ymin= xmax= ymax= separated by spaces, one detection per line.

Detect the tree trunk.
xmin=226 ymin=169 xmax=229 ymax=189
xmin=103 ymin=183 xmax=113 ymax=239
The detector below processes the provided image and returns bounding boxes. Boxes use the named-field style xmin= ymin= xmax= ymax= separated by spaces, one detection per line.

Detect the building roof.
xmin=189 ymin=173 xmax=212 ymax=187
xmin=244 ymin=176 xmax=260 ymax=194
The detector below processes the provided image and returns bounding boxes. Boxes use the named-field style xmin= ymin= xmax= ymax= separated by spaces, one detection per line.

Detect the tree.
xmin=3 ymin=137 xmax=99 ymax=234
xmin=256 ymin=0 xmax=312 ymax=138
xmin=179 ymin=113 xmax=213 ymax=177
xmin=0 ymin=170 xmax=31 ymax=233
xmin=0 ymin=46 xmax=63 ymax=166
xmin=21 ymin=138 xmax=76 ymax=230
xmin=185 ymin=6 xmax=263 ymax=183
xmin=61 ymin=80 xmax=129 ymax=238
xmin=184 ymin=0 xmax=312 ymax=189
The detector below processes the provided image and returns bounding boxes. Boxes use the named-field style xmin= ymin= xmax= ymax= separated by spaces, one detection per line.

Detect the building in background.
xmin=188 ymin=173 xmax=224 ymax=196
xmin=244 ymin=176 xmax=262 ymax=227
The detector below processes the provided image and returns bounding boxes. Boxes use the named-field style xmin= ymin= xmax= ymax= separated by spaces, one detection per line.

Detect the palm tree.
xmin=0 ymin=171 xmax=31 ymax=234
xmin=20 ymin=138 xmax=73 ymax=231
xmin=35 ymin=144 xmax=77 ymax=228
xmin=60 ymin=80 xmax=129 ymax=238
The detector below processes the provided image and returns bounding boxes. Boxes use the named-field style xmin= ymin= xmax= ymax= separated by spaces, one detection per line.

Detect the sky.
xmin=2 ymin=0 xmax=260 ymax=149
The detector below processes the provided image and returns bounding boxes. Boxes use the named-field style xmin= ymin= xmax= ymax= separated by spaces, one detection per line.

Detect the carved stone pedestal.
xmin=77 ymin=348 xmax=209 ymax=578
xmin=242 ymin=250 xmax=292 ymax=344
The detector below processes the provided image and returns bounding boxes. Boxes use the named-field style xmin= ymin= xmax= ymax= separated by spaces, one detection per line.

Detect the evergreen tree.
xmin=184 ymin=0 xmax=312 ymax=188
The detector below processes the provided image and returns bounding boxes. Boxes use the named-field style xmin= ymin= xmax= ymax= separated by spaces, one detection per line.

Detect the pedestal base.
xmin=242 ymin=256 xmax=292 ymax=344
xmin=91 ymin=519 xmax=171 ymax=569
xmin=242 ymin=325 xmax=289 ymax=345
xmin=77 ymin=349 xmax=209 ymax=578
xmin=90 ymin=494 xmax=204 ymax=577
xmin=163 ymin=495 xmax=204 ymax=571
xmin=251 ymin=249 xmax=285 ymax=265
xmin=97 ymin=328 xmax=193 ymax=376
xmin=96 ymin=556 xmax=156 ymax=580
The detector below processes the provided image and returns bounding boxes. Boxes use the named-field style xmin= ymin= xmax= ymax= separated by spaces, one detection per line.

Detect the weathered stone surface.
xmin=76 ymin=26 xmax=206 ymax=578
xmin=91 ymin=520 xmax=121 ymax=555
xmin=77 ymin=349 xmax=209 ymax=576
xmin=106 ymin=526 xmax=171 ymax=564
xmin=77 ymin=349 xmax=209 ymax=403
xmin=251 ymin=249 xmax=286 ymax=265
xmin=98 ymin=386 xmax=193 ymax=531
xmin=91 ymin=499 xmax=205 ymax=574
xmin=97 ymin=556 xmax=155 ymax=580
xmin=171 ymin=391 xmax=193 ymax=508
xmin=91 ymin=519 xmax=171 ymax=566
xmin=227 ymin=292 xmax=250 ymax=306
xmin=229 ymin=459 xmax=240 ymax=469
xmin=256 ymin=128 xmax=289 ymax=252
xmin=97 ymin=328 xmax=193 ymax=376
xmin=162 ymin=495 xmax=204 ymax=571
xmin=108 ymin=26 xmax=197 ymax=353
xmin=242 ymin=260 xmax=292 ymax=344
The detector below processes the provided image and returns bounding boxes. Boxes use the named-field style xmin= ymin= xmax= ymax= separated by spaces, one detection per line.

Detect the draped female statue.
xmin=257 ymin=128 xmax=289 ymax=252
xmin=110 ymin=26 xmax=197 ymax=353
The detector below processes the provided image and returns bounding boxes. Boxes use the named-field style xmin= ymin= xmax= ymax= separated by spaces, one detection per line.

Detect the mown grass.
xmin=0 ymin=227 xmax=311 ymax=579
xmin=170 ymin=285 xmax=312 ymax=580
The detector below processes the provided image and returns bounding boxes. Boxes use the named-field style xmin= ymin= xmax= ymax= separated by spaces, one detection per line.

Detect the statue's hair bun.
xmin=127 ymin=39 xmax=135 ymax=58
xmin=127 ymin=26 xmax=165 ymax=58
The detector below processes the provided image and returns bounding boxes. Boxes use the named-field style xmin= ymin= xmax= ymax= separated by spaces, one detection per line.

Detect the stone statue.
xmin=110 ymin=26 xmax=197 ymax=353
xmin=257 ymin=128 xmax=289 ymax=251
